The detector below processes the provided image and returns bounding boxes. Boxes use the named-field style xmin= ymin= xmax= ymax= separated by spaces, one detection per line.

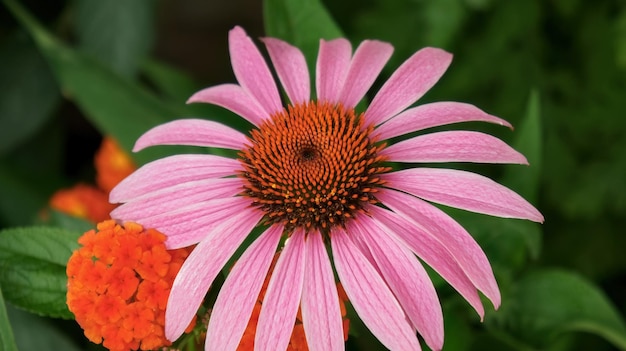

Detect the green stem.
xmin=0 ymin=287 xmax=18 ymax=351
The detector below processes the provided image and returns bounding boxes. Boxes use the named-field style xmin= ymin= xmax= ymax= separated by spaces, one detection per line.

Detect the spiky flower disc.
xmin=240 ymin=101 xmax=389 ymax=231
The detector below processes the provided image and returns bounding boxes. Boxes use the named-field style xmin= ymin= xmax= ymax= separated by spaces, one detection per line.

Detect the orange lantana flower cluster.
xmin=236 ymin=254 xmax=350 ymax=351
xmin=67 ymin=220 xmax=195 ymax=351
xmin=50 ymin=137 xmax=135 ymax=223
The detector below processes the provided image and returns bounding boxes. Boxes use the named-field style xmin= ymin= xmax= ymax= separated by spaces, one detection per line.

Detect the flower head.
xmin=66 ymin=220 xmax=194 ymax=351
xmin=50 ymin=183 xmax=115 ymax=223
xmin=110 ymin=26 xmax=543 ymax=351
xmin=95 ymin=137 xmax=136 ymax=193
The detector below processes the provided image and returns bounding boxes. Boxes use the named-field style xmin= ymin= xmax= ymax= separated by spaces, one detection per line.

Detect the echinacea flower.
xmin=66 ymin=220 xmax=194 ymax=351
xmin=110 ymin=26 xmax=543 ymax=351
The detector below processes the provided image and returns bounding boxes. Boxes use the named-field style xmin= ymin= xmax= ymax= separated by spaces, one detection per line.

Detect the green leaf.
xmin=39 ymin=210 xmax=95 ymax=234
xmin=0 ymin=287 xmax=18 ymax=351
xmin=501 ymin=90 xmax=542 ymax=204
xmin=141 ymin=58 xmax=200 ymax=103
xmin=0 ymin=31 xmax=60 ymax=156
xmin=7 ymin=304 xmax=81 ymax=351
xmin=141 ymin=59 xmax=251 ymax=133
xmin=492 ymin=269 xmax=626 ymax=350
xmin=264 ymin=0 xmax=344 ymax=74
xmin=0 ymin=226 xmax=82 ymax=319
xmin=75 ymin=0 xmax=155 ymax=77
xmin=2 ymin=0 xmax=207 ymax=164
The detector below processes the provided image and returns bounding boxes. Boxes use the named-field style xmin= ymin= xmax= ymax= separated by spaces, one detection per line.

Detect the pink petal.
xmin=350 ymin=217 xmax=444 ymax=350
xmin=369 ymin=205 xmax=485 ymax=318
xmin=139 ymin=197 xmax=258 ymax=249
xmin=111 ymin=178 xmax=242 ymax=220
xmin=374 ymin=101 xmax=512 ymax=140
xmin=347 ymin=230 xmax=378 ymax=273
xmin=205 ymin=225 xmax=283 ymax=351
xmin=133 ymin=119 xmax=247 ymax=151
xmin=338 ymin=40 xmax=393 ymax=108
xmin=378 ymin=189 xmax=500 ymax=308
xmin=165 ymin=208 xmax=262 ymax=341
xmin=109 ymin=154 xmax=240 ymax=202
xmin=381 ymin=131 xmax=528 ymax=164
xmin=187 ymin=84 xmax=268 ymax=126
xmin=255 ymin=230 xmax=306 ymax=351
xmin=331 ymin=228 xmax=421 ymax=351
xmin=229 ymin=26 xmax=283 ymax=116
xmin=365 ymin=48 xmax=453 ymax=126
xmin=262 ymin=37 xmax=310 ymax=105
xmin=316 ymin=38 xmax=352 ymax=103
xmin=301 ymin=231 xmax=344 ymax=351
xmin=384 ymin=168 xmax=544 ymax=222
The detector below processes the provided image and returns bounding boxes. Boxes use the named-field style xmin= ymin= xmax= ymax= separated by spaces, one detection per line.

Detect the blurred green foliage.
xmin=0 ymin=0 xmax=625 ymax=350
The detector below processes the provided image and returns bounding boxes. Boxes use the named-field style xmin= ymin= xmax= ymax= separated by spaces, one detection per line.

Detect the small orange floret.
xmin=50 ymin=183 xmax=116 ymax=223
xmin=67 ymin=220 xmax=195 ymax=351
xmin=236 ymin=253 xmax=350 ymax=351
xmin=95 ymin=137 xmax=136 ymax=193
xmin=289 ymin=324 xmax=308 ymax=351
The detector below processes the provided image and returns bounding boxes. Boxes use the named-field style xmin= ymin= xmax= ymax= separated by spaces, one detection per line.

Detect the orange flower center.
xmin=238 ymin=101 xmax=390 ymax=232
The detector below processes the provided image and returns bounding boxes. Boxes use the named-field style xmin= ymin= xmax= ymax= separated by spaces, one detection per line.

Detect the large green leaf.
xmin=141 ymin=58 xmax=200 ymax=103
xmin=264 ymin=0 xmax=344 ymax=74
xmin=0 ymin=31 xmax=60 ymax=156
xmin=141 ymin=58 xmax=251 ymax=133
xmin=492 ymin=269 xmax=626 ymax=350
xmin=0 ymin=227 xmax=82 ymax=319
xmin=7 ymin=304 xmax=81 ymax=351
xmin=0 ymin=287 xmax=18 ymax=351
xmin=2 ymin=0 xmax=210 ymax=164
xmin=75 ymin=0 xmax=154 ymax=77
xmin=38 ymin=210 xmax=95 ymax=234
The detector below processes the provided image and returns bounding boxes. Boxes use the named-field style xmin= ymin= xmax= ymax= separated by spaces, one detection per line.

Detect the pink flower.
xmin=110 ymin=26 xmax=543 ymax=351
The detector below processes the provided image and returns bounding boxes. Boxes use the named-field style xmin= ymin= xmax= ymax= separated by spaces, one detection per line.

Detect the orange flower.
xmin=95 ymin=137 xmax=136 ymax=193
xmin=50 ymin=183 xmax=116 ymax=223
xmin=67 ymin=220 xmax=194 ymax=351
xmin=236 ymin=254 xmax=350 ymax=351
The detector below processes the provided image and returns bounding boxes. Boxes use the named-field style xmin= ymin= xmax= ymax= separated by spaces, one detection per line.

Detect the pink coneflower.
xmin=110 ymin=26 xmax=543 ymax=351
